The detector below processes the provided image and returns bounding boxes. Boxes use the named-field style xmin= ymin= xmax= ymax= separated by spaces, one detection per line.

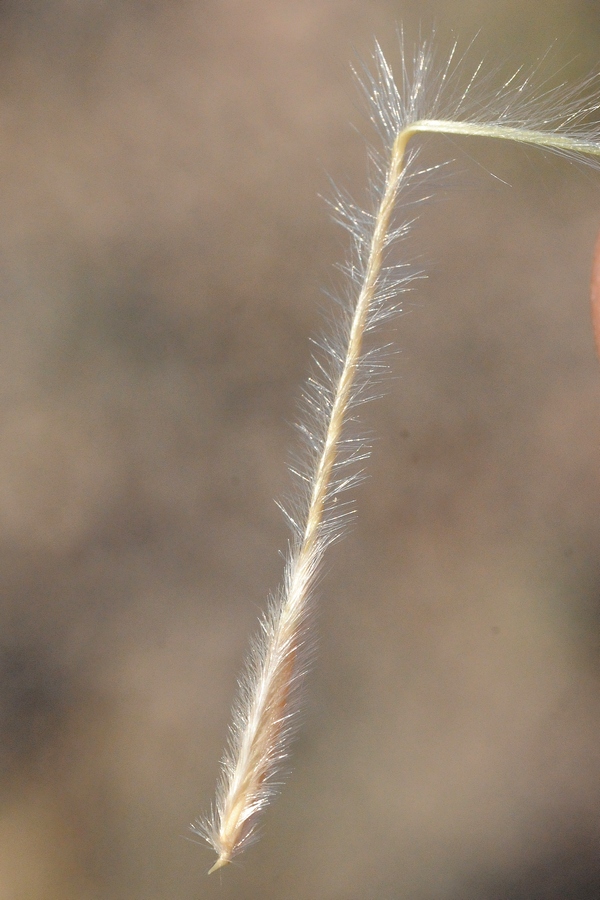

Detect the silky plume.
xmin=195 ymin=35 xmax=600 ymax=872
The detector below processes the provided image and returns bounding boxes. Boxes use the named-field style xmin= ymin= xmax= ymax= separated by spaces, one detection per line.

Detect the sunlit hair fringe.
xmin=194 ymin=32 xmax=600 ymax=872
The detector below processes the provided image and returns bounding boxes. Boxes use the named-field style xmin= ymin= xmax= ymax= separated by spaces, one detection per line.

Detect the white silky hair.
xmin=194 ymin=34 xmax=600 ymax=872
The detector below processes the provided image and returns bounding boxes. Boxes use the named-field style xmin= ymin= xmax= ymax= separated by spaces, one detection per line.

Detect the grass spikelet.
xmin=195 ymin=34 xmax=600 ymax=872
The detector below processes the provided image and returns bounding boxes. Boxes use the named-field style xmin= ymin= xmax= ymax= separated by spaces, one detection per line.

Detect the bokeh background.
xmin=1 ymin=2 xmax=600 ymax=898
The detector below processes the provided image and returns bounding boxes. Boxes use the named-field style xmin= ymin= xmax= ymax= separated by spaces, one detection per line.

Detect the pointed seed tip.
xmin=208 ymin=856 xmax=231 ymax=875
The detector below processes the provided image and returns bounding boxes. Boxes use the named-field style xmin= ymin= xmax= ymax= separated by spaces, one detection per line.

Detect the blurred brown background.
xmin=1 ymin=1 xmax=600 ymax=898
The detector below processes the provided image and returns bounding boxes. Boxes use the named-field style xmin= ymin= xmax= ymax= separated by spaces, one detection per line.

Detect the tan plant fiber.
xmin=195 ymin=36 xmax=600 ymax=872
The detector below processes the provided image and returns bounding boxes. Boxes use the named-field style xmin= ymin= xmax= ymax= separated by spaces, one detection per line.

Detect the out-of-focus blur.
xmin=1 ymin=2 xmax=600 ymax=898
